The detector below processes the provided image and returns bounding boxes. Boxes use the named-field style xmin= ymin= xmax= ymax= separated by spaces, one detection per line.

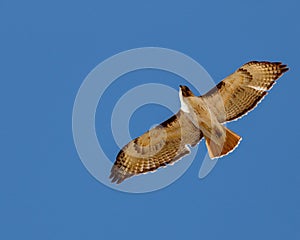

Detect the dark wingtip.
xmin=110 ymin=171 xmax=124 ymax=184
xmin=109 ymin=164 xmax=134 ymax=184
xmin=279 ymin=63 xmax=289 ymax=73
xmin=110 ymin=166 xmax=122 ymax=184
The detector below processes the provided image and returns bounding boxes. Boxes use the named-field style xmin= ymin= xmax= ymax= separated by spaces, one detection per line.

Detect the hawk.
xmin=110 ymin=61 xmax=289 ymax=184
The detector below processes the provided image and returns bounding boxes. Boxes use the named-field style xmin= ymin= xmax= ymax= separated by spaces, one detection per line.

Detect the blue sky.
xmin=1 ymin=0 xmax=299 ymax=239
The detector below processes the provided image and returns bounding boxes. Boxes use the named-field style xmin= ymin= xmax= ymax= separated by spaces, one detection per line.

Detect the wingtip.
xmin=280 ymin=64 xmax=289 ymax=73
xmin=109 ymin=165 xmax=134 ymax=184
xmin=109 ymin=173 xmax=123 ymax=184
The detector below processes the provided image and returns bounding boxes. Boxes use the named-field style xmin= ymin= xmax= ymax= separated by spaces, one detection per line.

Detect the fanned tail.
xmin=205 ymin=127 xmax=242 ymax=159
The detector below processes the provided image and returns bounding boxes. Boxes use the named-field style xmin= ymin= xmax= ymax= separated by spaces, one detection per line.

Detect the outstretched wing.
xmin=110 ymin=111 xmax=203 ymax=184
xmin=203 ymin=61 xmax=289 ymax=122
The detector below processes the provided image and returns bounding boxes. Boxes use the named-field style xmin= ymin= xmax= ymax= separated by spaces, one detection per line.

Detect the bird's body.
xmin=110 ymin=61 xmax=289 ymax=184
xmin=179 ymin=87 xmax=241 ymax=159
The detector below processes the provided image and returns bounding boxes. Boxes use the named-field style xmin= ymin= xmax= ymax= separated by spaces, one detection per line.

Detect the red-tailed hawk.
xmin=110 ymin=61 xmax=289 ymax=184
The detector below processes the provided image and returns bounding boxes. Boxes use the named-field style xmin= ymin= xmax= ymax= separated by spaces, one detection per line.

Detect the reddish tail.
xmin=205 ymin=127 xmax=242 ymax=159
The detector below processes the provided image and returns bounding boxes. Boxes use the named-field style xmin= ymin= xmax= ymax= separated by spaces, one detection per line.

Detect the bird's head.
xmin=179 ymin=85 xmax=195 ymax=113
xmin=179 ymin=85 xmax=194 ymax=97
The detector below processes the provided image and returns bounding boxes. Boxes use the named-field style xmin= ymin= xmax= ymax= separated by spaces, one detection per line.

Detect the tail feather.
xmin=205 ymin=127 xmax=242 ymax=159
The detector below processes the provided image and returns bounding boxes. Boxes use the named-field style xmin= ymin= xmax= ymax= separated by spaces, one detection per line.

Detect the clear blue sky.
xmin=1 ymin=0 xmax=299 ymax=239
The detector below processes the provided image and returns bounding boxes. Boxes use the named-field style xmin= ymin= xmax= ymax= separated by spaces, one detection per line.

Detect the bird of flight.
xmin=110 ymin=61 xmax=289 ymax=184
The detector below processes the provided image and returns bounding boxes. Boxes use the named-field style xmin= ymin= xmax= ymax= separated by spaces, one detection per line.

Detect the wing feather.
xmin=203 ymin=61 xmax=288 ymax=122
xmin=110 ymin=111 xmax=203 ymax=184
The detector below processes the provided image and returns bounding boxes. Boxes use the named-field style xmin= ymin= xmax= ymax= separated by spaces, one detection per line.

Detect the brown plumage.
xmin=110 ymin=61 xmax=289 ymax=184
xmin=110 ymin=111 xmax=203 ymax=184
xmin=203 ymin=61 xmax=289 ymax=122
